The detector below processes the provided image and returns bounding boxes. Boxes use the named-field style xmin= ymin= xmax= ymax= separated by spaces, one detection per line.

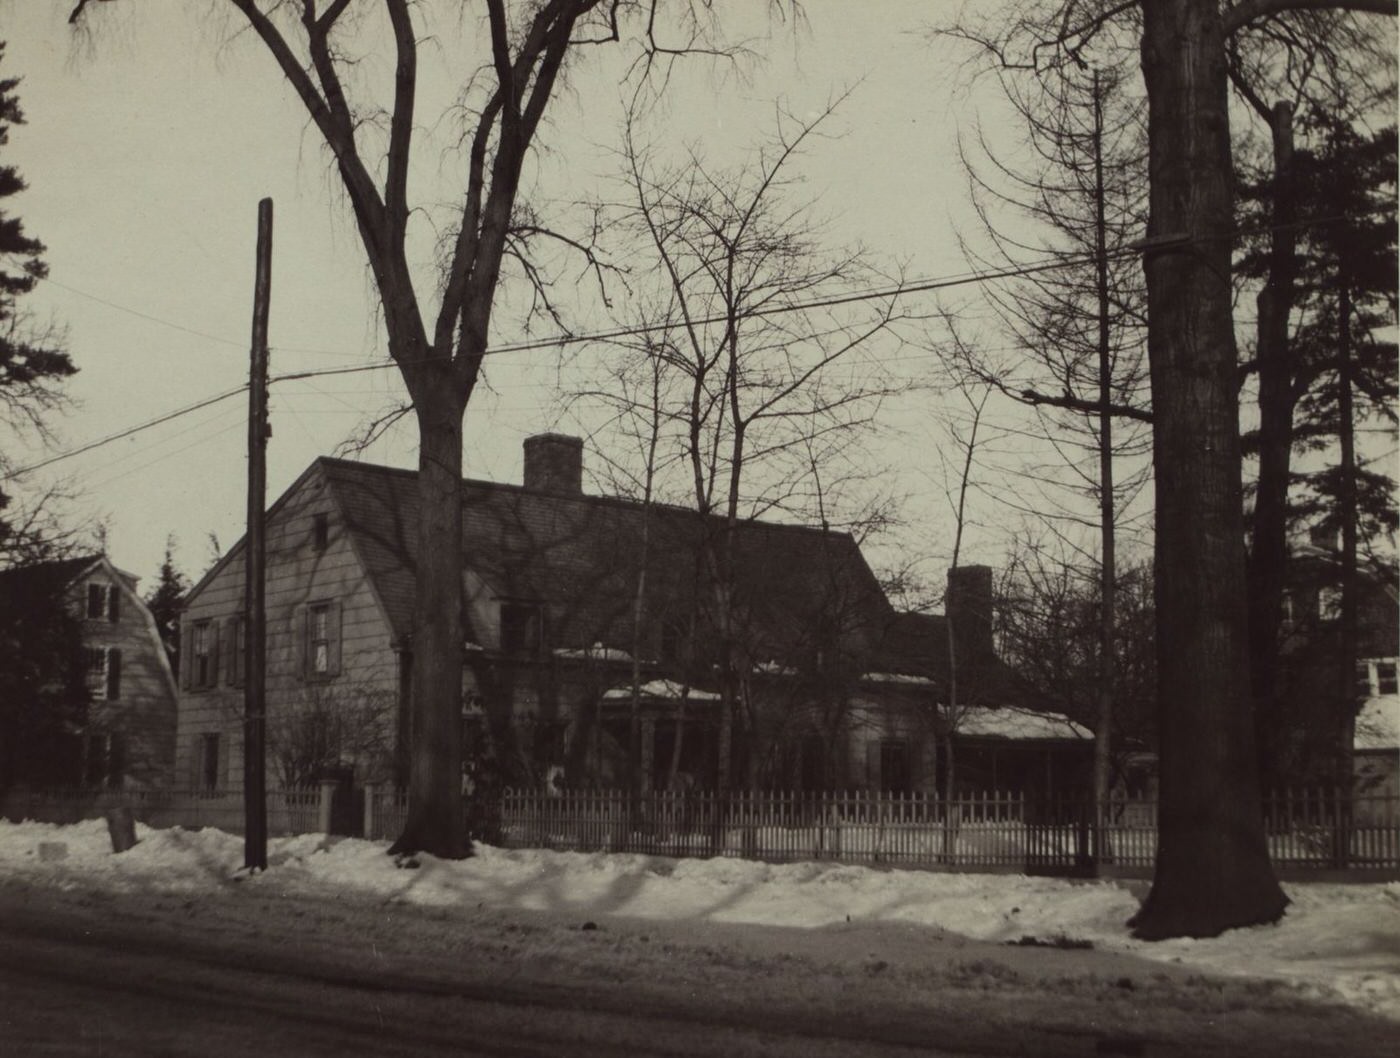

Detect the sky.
xmin=1 ymin=0 xmax=1095 ymax=593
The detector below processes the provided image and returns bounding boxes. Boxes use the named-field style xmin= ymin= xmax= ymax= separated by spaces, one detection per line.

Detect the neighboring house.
xmin=843 ymin=573 xmax=1094 ymax=798
xmin=0 ymin=554 xmax=179 ymax=789
xmin=1353 ymin=665 xmax=1399 ymax=799
xmin=1269 ymin=529 xmax=1400 ymax=784
xmin=178 ymin=434 xmax=1092 ymax=795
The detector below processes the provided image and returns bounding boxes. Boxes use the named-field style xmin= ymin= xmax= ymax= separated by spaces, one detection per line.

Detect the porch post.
xmin=639 ymin=715 xmax=656 ymax=792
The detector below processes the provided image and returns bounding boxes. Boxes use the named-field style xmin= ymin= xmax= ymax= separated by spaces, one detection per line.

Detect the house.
xmin=1268 ymin=528 xmax=1400 ymax=785
xmin=178 ymin=434 xmax=1092 ymax=795
xmin=842 ymin=572 xmax=1094 ymax=798
xmin=0 ymin=554 xmax=178 ymax=789
xmin=1354 ymin=664 xmax=1399 ymax=799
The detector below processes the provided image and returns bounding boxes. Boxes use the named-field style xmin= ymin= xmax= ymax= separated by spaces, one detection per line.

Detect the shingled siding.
xmin=69 ymin=564 xmax=179 ymax=787
xmin=178 ymin=466 xmax=399 ymax=793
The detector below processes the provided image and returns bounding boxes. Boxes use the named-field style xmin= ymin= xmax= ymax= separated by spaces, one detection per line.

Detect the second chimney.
xmin=523 ymin=434 xmax=583 ymax=494
xmin=947 ymin=564 xmax=995 ymax=663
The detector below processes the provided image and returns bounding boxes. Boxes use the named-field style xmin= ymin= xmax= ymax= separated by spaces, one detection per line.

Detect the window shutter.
xmin=106 ymin=649 xmax=122 ymax=700
xmin=218 ymin=732 xmax=230 ymax=791
xmin=87 ymin=583 xmax=103 ymax=619
xmin=295 ymin=605 xmax=308 ymax=680
xmin=109 ymin=586 xmax=121 ymax=622
xmin=180 ymin=623 xmax=192 ymax=691
xmin=224 ymin=621 xmax=237 ymax=687
xmin=209 ymin=620 xmax=221 ymax=688
xmin=328 ymin=601 xmax=343 ymax=676
xmin=188 ymin=735 xmax=202 ymax=790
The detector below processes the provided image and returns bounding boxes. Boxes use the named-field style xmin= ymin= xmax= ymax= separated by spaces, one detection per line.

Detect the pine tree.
xmin=1285 ymin=119 xmax=1398 ymax=539
xmin=0 ymin=41 xmax=78 ymax=556
xmin=145 ymin=536 xmax=189 ymax=677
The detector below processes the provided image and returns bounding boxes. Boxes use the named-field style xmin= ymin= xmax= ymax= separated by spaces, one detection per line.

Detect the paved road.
xmin=0 ymin=902 xmax=988 ymax=1058
xmin=1 ymin=881 xmax=1392 ymax=1058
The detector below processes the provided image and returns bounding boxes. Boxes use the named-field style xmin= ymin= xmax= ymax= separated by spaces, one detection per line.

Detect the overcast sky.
xmin=2 ymin=0 xmax=1062 ymax=592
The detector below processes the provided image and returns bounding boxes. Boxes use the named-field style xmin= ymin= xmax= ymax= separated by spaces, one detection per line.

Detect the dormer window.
xmin=500 ymin=601 xmax=543 ymax=657
xmin=86 ymin=582 xmax=119 ymax=622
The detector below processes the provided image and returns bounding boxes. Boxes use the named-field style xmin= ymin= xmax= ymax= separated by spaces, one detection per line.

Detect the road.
xmin=0 ymin=878 xmax=1391 ymax=1058
xmin=0 ymin=903 xmax=990 ymax=1058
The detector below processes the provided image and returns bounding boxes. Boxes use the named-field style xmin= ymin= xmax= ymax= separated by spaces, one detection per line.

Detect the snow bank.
xmin=2 ymin=818 xmax=1397 ymax=1017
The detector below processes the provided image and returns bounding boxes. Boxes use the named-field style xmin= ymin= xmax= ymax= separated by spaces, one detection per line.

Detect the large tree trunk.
xmin=1246 ymin=102 xmax=1298 ymax=786
xmin=1132 ymin=0 xmax=1288 ymax=939
xmin=389 ymin=378 xmax=470 ymax=859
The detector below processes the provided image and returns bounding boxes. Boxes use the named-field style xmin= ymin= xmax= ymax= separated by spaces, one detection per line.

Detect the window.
xmin=660 ymin=618 xmax=686 ymax=664
xmin=301 ymin=601 xmax=340 ymax=680
xmin=312 ymin=512 xmax=329 ymax=551
xmin=499 ymin=602 xmax=543 ymax=657
xmin=85 ymin=647 xmax=122 ymax=701
xmin=85 ymin=648 xmax=108 ymax=699
xmin=879 ymin=739 xmax=912 ymax=794
xmin=310 ymin=603 xmax=331 ymax=675
xmin=191 ymin=620 xmax=217 ymax=689
xmin=86 ymin=582 xmax=119 ymax=622
xmin=197 ymin=733 xmax=221 ymax=792
xmin=1318 ymin=586 xmax=1343 ymax=622
xmin=1379 ymin=661 xmax=1398 ymax=696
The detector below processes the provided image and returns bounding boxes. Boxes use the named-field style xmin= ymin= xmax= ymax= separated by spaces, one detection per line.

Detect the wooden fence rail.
xmin=476 ymin=786 xmax=1399 ymax=876
xmin=7 ymin=784 xmax=1397 ymax=877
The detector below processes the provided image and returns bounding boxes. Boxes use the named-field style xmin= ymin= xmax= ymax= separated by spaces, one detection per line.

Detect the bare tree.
xmin=934 ymin=0 xmax=1393 ymax=940
xmin=602 ymin=99 xmax=909 ymax=789
xmin=945 ymin=51 xmax=1154 ymax=829
xmin=68 ymin=0 xmax=775 ymax=858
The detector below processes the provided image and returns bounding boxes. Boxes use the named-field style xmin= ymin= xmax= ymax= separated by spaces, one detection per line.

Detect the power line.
xmin=5 ymin=385 xmax=248 ymax=479
xmin=37 ymin=276 xmax=368 ymax=358
xmin=39 ymin=277 xmax=247 ymax=350
xmin=14 ymin=199 xmax=1395 ymax=479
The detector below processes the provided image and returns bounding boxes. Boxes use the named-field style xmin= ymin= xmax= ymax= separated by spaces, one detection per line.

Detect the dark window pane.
xmin=1379 ymin=662 xmax=1398 ymax=696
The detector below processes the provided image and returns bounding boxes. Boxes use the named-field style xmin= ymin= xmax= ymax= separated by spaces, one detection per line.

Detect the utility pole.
xmin=244 ymin=198 xmax=273 ymax=872
xmin=1091 ymin=69 xmax=1116 ymax=862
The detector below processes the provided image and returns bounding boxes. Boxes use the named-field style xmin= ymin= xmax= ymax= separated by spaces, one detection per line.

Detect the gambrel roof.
xmin=289 ymin=456 xmax=895 ymax=658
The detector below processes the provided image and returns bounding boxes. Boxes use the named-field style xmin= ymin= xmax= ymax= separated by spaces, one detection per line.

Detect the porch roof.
xmin=954 ymin=706 xmax=1092 ymax=743
xmin=601 ymin=679 xmax=721 ymax=702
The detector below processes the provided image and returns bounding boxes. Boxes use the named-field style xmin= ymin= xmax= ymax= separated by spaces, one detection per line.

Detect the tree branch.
xmin=1223 ymin=0 xmax=1398 ymax=35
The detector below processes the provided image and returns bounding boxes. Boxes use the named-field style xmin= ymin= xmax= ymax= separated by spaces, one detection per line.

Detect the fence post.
xmin=318 ymin=779 xmax=336 ymax=834
xmin=363 ymin=782 xmax=378 ymax=840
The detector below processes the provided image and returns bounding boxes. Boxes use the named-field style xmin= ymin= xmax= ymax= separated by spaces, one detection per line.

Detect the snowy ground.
xmin=3 ymin=819 xmax=1398 ymax=1023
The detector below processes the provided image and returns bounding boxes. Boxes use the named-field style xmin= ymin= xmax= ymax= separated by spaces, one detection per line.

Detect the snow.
xmin=2 ymin=818 xmax=1397 ymax=1020
xmin=601 ymin=679 xmax=721 ymax=701
xmin=1356 ymin=694 xmax=1400 ymax=751
xmin=861 ymin=672 xmax=937 ymax=686
xmin=955 ymin=706 xmax=1094 ymax=741
xmin=554 ymin=644 xmax=635 ymax=662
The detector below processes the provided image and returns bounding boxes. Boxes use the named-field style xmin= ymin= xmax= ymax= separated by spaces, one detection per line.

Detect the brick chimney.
xmin=947 ymin=565 xmax=995 ymax=663
xmin=523 ymin=434 xmax=583 ymax=494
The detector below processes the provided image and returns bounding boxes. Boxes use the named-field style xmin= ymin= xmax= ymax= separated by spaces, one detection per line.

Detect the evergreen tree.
xmin=0 ymin=41 xmax=78 ymax=556
xmin=1285 ymin=119 xmax=1398 ymax=542
xmin=144 ymin=535 xmax=188 ymax=677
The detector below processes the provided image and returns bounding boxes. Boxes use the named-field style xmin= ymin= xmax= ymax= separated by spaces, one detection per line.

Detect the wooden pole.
xmin=1092 ymin=69 xmax=1116 ymax=866
xmin=244 ymin=198 xmax=273 ymax=872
